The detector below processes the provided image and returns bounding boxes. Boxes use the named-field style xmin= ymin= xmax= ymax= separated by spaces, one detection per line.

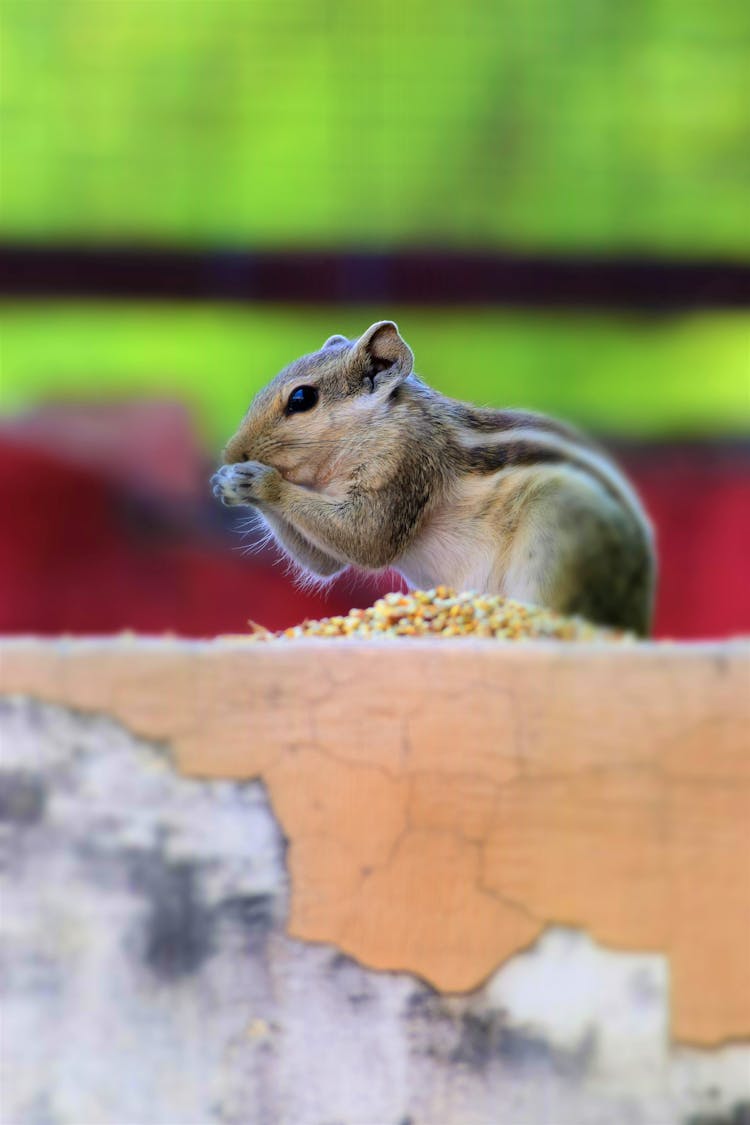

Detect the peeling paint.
xmin=1 ymin=637 xmax=749 ymax=1052
xmin=1 ymin=697 xmax=749 ymax=1125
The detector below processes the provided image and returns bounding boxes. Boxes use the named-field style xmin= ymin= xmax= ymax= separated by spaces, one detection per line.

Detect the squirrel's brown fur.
xmin=212 ymin=321 xmax=656 ymax=634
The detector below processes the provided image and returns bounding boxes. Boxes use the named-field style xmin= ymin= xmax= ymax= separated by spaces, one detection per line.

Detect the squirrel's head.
xmin=222 ymin=321 xmax=414 ymax=486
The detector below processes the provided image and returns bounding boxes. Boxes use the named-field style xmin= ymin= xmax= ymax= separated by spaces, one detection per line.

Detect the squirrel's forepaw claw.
xmin=211 ymin=463 xmax=278 ymax=506
xmin=211 ymin=467 xmax=245 ymax=506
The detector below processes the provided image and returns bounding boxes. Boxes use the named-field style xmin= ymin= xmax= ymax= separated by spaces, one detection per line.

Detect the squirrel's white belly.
xmin=395 ymin=512 xmax=500 ymax=594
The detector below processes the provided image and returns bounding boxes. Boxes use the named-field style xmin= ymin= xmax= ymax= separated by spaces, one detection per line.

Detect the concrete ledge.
xmin=1 ymin=638 xmax=749 ymax=1124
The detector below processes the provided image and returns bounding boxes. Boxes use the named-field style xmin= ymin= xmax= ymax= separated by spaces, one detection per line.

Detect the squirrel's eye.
xmin=286 ymin=386 xmax=319 ymax=414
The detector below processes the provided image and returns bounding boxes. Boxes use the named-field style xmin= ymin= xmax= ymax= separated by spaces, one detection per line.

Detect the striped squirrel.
xmin=212 ymin=321 xmax=656 ymax=634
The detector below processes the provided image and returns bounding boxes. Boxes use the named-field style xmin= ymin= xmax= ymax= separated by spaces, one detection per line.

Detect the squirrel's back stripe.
xmin=452 ymin=425 xmax=646 ymax=525
xmin=447 ymin=403 xmax=595 ymax=446
xmin=460 ymin=442 xmax=564 ymax=473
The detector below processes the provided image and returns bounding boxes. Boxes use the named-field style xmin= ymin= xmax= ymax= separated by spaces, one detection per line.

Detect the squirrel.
xmin=212 ymin=321 xmax=656 ymax=634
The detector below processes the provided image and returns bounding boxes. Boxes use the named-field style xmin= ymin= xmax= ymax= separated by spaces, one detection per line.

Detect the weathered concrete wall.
xmin=3 ymin=637 xmax=750 ymax=1048
xmin=1 ymin=696 xmax=748 ymax=1125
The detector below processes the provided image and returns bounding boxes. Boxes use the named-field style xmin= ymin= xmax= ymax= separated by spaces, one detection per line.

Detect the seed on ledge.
xmin=237 ymin=589 xmax=635 ymax=644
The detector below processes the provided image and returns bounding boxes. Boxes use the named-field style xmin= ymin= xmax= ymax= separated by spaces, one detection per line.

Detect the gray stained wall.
xmin=1 ymin=696 xmax=748 ymax=1125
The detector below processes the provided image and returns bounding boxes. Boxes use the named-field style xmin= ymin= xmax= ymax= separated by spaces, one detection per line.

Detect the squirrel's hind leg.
xmin=502 ymin=471 xmax=655 ymax=636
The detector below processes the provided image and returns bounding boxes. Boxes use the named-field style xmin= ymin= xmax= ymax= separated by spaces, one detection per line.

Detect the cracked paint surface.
xmin=0 ymin=636 xmax=749 ymax=1047
xmin=2 ymin=695 xmax=749 ymax=1125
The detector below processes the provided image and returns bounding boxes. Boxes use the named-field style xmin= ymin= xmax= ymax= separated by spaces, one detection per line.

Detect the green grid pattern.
xmin=2 ymin=0 xmax=749 ymax=255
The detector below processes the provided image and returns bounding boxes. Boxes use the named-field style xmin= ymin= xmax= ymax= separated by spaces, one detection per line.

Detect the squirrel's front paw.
xmin=211 ymin=462 xmax=282 ymax=507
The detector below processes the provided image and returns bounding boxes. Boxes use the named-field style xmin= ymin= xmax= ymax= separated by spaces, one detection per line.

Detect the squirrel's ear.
xmin=322 ymin=334 xmax=349 ymax=349
xmin=355 ymin=321 xmax=414 ymax=391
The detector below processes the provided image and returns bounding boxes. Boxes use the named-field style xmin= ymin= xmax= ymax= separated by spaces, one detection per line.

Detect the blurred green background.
xmin=1 ymin=0 xmax=748 ymax=439
xmin=2 ymin=304 xmax=749 ymax=443
xmin=3 ymin=0 xmax=750 ymax=254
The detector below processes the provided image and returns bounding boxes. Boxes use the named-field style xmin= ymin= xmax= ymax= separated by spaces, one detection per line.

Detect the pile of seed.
xmin=247 ymin=588 xmax=633 ymax=642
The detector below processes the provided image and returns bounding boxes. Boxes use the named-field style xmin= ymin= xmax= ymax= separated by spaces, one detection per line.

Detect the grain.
xmin=247 ymin=588 xmax=634 ymax=643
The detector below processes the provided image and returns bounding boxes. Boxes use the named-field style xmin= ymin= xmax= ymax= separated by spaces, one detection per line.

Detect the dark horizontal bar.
xmin=0 ymin=244 xmax=748 ymax=310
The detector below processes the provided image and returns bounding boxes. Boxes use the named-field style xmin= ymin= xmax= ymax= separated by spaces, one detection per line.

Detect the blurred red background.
xmin=2 ymin=403 xmax=747 ymax=640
